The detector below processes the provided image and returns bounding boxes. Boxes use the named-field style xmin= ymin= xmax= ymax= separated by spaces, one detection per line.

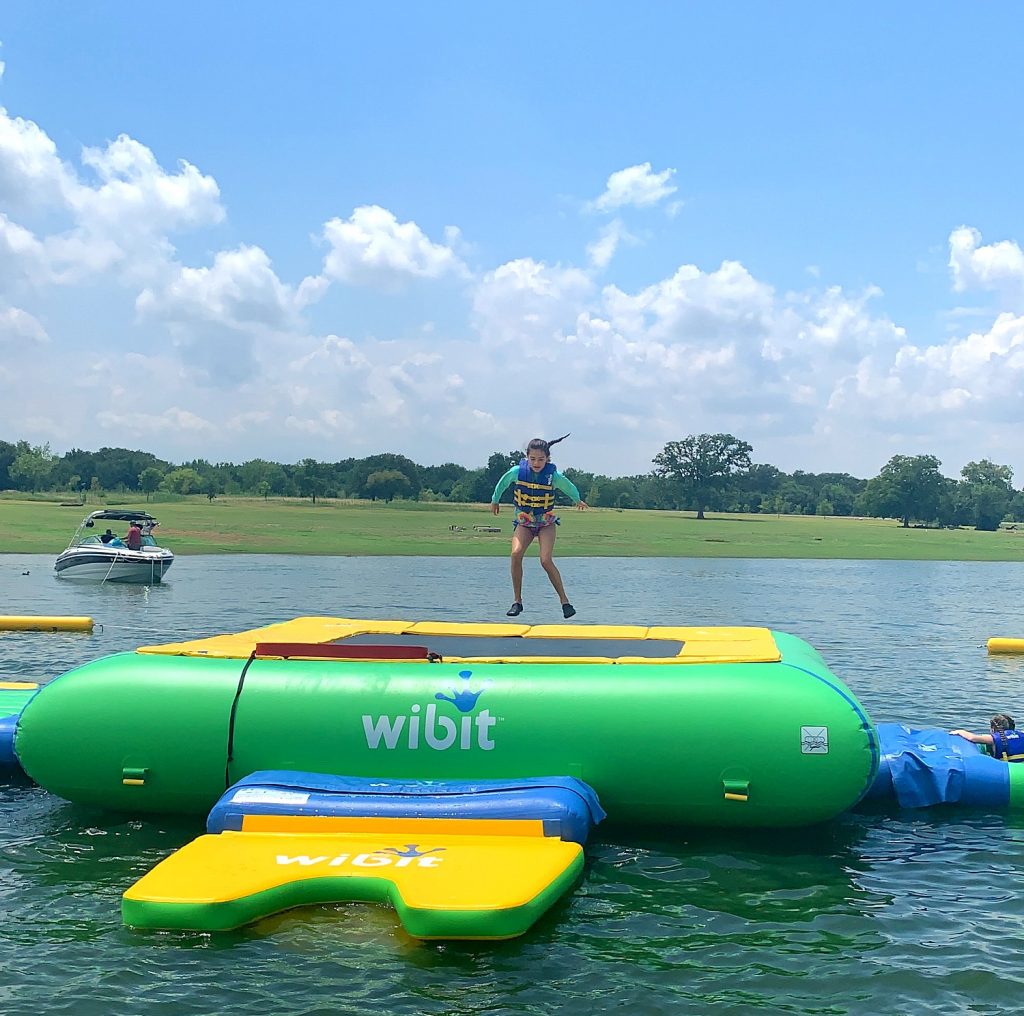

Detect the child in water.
xmin=490 ymin=433 xmax=588 ymax=618
xmin=950 ymin=712 xmax=1024 ymax=761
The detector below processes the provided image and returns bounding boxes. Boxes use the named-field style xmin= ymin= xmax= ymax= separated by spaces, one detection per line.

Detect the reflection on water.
xmin=3 ymin=554 xmax=1024 ymax=1013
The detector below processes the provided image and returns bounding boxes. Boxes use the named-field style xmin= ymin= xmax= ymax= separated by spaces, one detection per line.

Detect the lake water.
xmin=2 ymin=554 xmax=1024 ymax=1015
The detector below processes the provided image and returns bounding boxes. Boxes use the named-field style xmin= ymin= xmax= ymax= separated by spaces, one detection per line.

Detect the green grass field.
xmin=3 ymin=495 xmax=1024 ymax=560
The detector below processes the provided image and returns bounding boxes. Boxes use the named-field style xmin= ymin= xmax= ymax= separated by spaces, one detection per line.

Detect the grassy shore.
xmin=2 ymin=495 xmax=1024 ymax=560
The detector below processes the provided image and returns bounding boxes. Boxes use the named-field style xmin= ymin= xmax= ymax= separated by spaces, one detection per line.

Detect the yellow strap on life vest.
xmin=514 ymin=491 xmax=554 ymax=509
xmin=514 ymin=478 xmax=555 ymax=510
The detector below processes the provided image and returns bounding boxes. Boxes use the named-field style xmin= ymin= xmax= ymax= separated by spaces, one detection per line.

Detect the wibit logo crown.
xmin=435 ymin=670 xmax=487 ymax=712
xmin=377 ymin=844 xmax=446 ymax=858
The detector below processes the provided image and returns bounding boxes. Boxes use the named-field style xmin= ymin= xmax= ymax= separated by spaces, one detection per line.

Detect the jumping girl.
xmin=490 ymin=433 xmax=588 ymax=618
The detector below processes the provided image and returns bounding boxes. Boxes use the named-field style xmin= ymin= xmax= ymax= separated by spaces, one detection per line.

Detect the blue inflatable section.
xmin=0 ymin=714 xmax=18 ymax=768
xmin=0 ymin=683 xmax=39 ymax=771
xmin=865 ymin=723 xmax=1010 ymax=808
xmin=207 ymin=771 xmax=606 ymax=844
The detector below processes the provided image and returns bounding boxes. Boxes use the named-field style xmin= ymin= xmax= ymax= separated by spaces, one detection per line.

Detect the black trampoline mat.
xmin=334 ymin=632 xmax=684 ymax=659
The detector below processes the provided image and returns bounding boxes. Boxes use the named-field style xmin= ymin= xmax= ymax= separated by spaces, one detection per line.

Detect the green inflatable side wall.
xmin=15 ymin=631 xmax=878 ymax=827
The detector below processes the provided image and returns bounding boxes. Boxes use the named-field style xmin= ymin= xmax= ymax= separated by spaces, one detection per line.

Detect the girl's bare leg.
xmin=536 ymin=525 xmax=569 ymax=603
xmin=509 ymin=525 xmax=535 ymax=603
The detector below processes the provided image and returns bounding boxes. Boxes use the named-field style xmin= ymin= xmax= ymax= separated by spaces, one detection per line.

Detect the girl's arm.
xmin=553 ymin=470 xmax=586 ymax=506
xmin=490 ymin=466 xmax=519 ymax=505
xmin=950 ymin=729 xmax=994 ymax=745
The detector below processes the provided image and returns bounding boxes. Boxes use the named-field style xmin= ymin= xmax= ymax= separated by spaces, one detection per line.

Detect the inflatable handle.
xmin=122 ymin=767 xmax=149 ymax=787
xmin=723 ymin=778 xmax=750 ymax=802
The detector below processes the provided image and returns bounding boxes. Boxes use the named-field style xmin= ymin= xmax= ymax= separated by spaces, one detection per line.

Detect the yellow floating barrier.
xmin=0 ymin=616 xmax=93 ymax=633
xmin=988 ymin=637 xmax=1024 ymax=654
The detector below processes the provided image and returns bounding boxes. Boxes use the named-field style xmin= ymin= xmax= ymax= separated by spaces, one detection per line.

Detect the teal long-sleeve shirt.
xmin=490 ymin=465 xmax=583 ymax=505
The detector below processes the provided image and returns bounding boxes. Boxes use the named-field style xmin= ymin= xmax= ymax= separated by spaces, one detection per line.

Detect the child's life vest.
xmin=991 ymin=727 xmax=1024 ymax=762
xmin=512 ymin=459 xmax=557 ymax=513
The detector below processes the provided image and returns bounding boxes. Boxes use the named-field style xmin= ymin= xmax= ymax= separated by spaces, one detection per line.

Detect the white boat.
xmin=54 ymin=509 xmax=174 ymax=583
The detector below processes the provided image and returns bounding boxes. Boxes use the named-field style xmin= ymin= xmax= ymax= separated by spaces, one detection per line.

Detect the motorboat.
xmin=54 ymin=509 xmax=174 ymax=583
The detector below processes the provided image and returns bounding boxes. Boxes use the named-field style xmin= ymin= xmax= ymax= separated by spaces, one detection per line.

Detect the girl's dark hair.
xmin=526 ymin=433 xmax=570 ymax=456
xmin=991 ymin=713 xmax=1016 ymax=731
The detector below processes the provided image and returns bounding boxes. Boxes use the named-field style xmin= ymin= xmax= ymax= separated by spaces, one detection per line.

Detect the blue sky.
xmin=1 ymin=3 xmax=1023 ymax=479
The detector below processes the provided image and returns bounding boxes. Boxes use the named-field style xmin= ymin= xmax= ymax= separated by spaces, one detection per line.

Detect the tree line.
xmin=1 ymin=435 xmax=1021 ymax=530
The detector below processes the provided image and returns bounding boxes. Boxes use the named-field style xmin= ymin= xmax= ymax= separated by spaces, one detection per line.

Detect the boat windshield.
xmin=65 ymin=512 xmax=163 ymax=551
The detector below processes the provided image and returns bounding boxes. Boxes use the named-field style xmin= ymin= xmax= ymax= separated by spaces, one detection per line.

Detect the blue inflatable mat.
xmin=865 ymin=723 xmax=1010 ymax=808
xmin=208 ymin=772 xmax=605 ymax=844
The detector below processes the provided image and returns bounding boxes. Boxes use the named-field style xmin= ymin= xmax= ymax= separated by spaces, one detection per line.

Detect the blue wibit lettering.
xmin=435 ymin=669 xmax=486 ymax=713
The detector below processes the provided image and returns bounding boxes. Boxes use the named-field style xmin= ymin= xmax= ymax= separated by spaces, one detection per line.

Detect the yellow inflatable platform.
xmin=123 ymin=816 xmax=583 ymax=940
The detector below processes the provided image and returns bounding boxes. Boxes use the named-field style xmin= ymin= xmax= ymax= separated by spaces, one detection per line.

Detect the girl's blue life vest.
xmin=991 ymin=727 xmax=1024 ymax=762
xmin=512 ymin=459 xmax=556 ymax=512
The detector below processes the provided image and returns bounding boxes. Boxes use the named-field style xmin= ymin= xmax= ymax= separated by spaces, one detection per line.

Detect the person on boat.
xmin=99 ymin=528 xmax=115 ymax=544
xmin=490 ymin=433 xmax=588 ymax=619
xmin=950 ymin=713 xmax=1024 ymax=761
xmin=125 ymin=521 xmax=143 ymax=551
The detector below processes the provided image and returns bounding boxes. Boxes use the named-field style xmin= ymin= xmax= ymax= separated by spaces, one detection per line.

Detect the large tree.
xmin=93 ymin=446 xmax=167 ymax=491
xmin=295 ymin=457 xmax=330 ymax=503
xmin=161 ymin=467 xmax=203 ymax=495
xmin=860 ymin=454 xmax=945 ymax=527
xmin=138 ymin=467 xmax=164 ymax=501
xmin=8 ymin=443 xmax=57 ymax=492
xmin=0 ymin=440 xmax=19 ymax=488
xmin=652 ymin=433 xmax=753 ymax=519
xmin=420 ymin=462 xmax=470 ymax=499
xmin=959 ymin=459 xmax=1014 ymax=531
xmin=348 ymin=453 xmax=422 ymax=500
xmin=364 ymin=469 xmax=412 ymax=502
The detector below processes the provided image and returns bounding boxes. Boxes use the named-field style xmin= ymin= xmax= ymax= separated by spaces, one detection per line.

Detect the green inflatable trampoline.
xmin=14 ymin=617 xmax=878 ymax=829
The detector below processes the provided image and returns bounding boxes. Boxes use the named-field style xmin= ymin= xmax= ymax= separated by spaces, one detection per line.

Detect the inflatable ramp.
xmin=123 ymin=774 xmax=604 ymax=940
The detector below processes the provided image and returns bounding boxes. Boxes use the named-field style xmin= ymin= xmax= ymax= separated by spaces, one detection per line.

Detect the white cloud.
xmin=95 ymin=407 xmax=216 ymax=436
xmin=134 ymin=242 xmax=315 ymax=390
xmin=271 ymin=332 xmax=494 ymax=449
xmin=949 ymin=225 xmax=1024 ymax=300
xmin=287 ymin=333 xmax=368 ymax=377
xmin=75 ymin=135 xmax=223 ymax=234
xmin=0 ymin=108 xmax=226 ymax=290
xmin=0 ymin=305 xmax=48 ymax=344
xmin=825 ymin=310 xmax=1024 ymax=469
xmin=591 ymin=162 xmax=677 ymax=213
xmin=136 ymin=245 xmax=307 ymax=332
xmin=472 ymin=257 xmax=594 ymax=349
xmin=319 ymin=205 xmax=466 ymax=288
xmin=586 ymin=218 xmax=636 ymax=269
xmin=603 ymin=260 xmax=775 ymax=346
xmin=0 ymin=213 xmax=51 ymax=288
xmin=0 ymin=105 xmax=77 ymax=211
xmin=775 ymin=285 xmax=903 ymax=360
